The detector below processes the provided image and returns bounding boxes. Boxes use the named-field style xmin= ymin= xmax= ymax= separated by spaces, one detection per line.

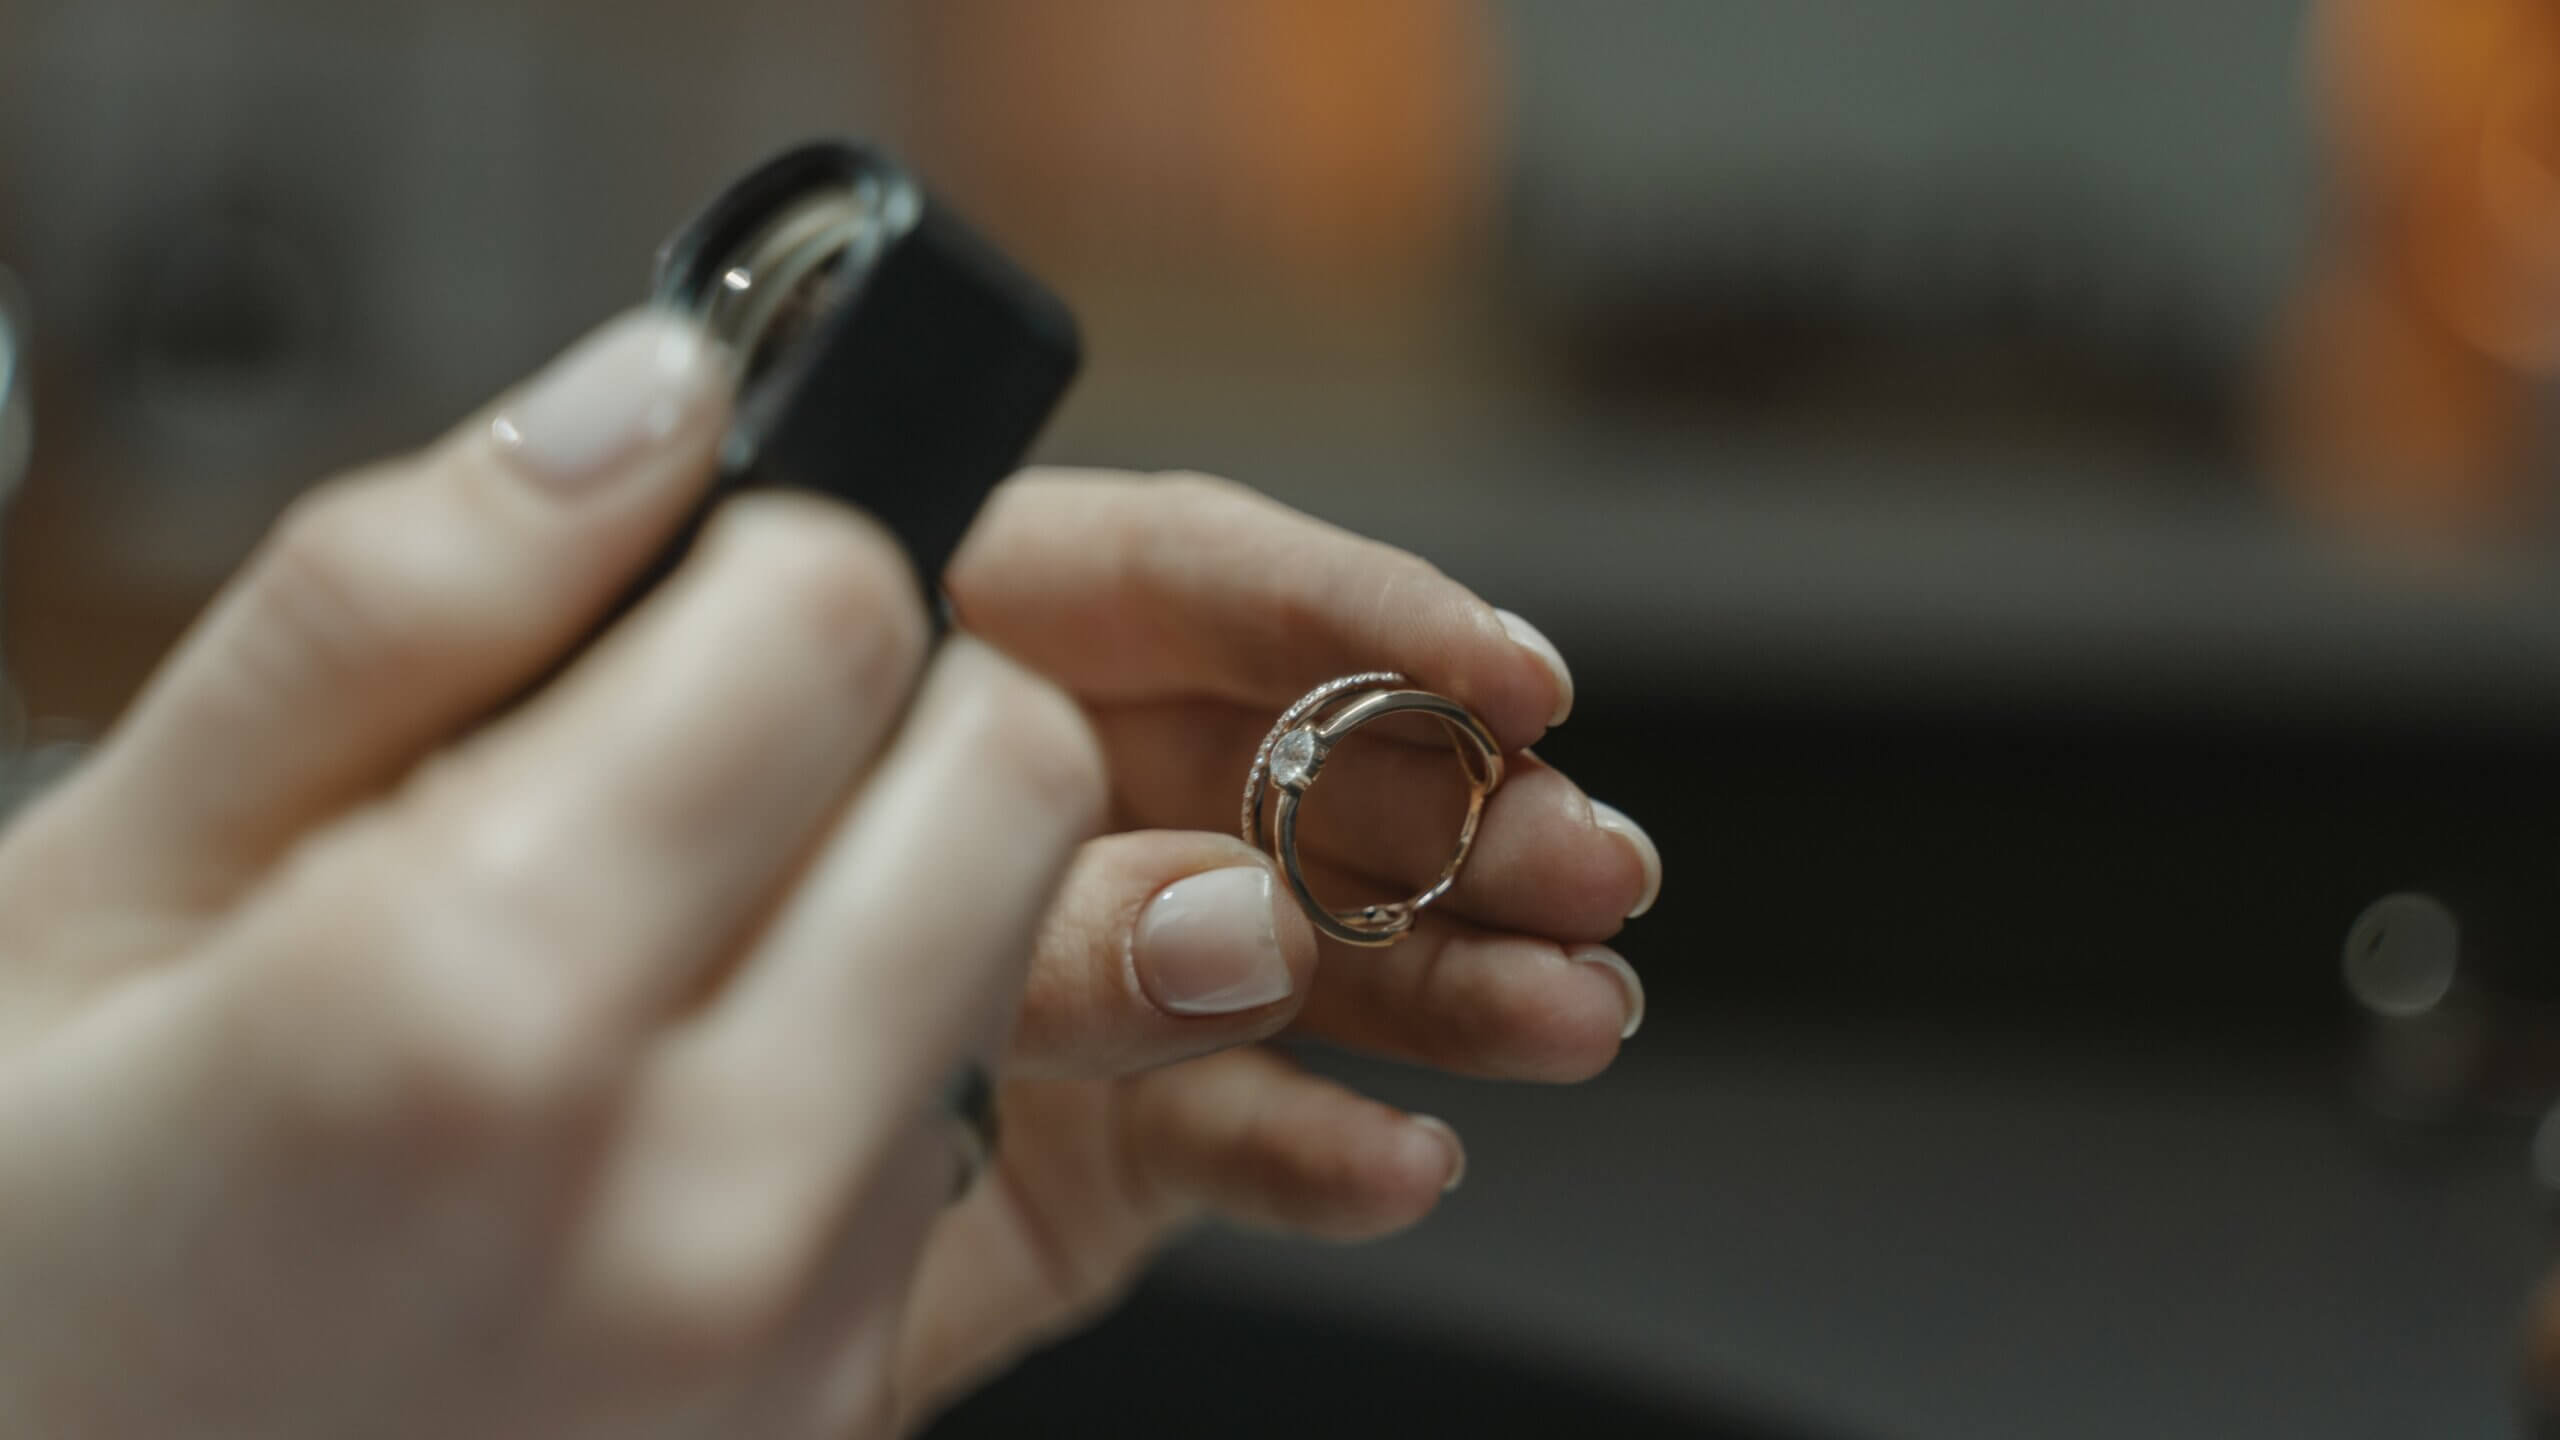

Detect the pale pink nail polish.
xmin=1409 ymin=1114 xmax=1467 ymax=1193
xmin=489 ymin=311 xmax=721 ymax=494
xmin=1132 ymin=866 xmax=1297 ymax=1017
xmin=1495 ymin=608 xmax=1575 ymax=727
xmin=1571 ymin=945 xmax=1647 ymax=1040
xmin=1589 ymin=800 xmax=1662 ymax=919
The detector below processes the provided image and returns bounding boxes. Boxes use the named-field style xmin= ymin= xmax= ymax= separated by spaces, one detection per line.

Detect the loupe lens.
xmin=647 ymin=140 xmax=1080 ymax=586
xmin=685 ymin=183 xmax=887 ymax=381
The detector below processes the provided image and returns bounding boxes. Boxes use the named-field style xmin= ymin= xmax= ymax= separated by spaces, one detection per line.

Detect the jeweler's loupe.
xmin=650 ymin=141 xmax=1081 ymax=589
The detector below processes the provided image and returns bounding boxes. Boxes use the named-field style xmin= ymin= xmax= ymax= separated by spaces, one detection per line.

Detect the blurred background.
xmin=4 ymin=1 xmax=2560 ymax=1435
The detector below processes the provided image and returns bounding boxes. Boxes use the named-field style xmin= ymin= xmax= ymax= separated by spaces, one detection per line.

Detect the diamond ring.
xmin=1241 ymin=672 xmax=1505 ymax=947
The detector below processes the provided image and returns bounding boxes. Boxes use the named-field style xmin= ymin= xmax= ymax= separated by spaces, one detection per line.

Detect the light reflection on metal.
xmin=0 ymin=266 xmax=29 ymax=758
xmin=0 ymin=267 xmax=25 ymax=517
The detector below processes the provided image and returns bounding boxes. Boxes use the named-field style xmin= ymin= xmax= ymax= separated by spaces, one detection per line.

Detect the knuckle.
xmin=251 ymin=477 xmax=425 ymax=684
xmin=958 ymin=661 xmax=1109 ymax=836
xmin=830 ymin=1379 xmax=899 ymax=1440
xmin=590 ymin=1219 xmax=814 ymax=1383
xmin=1482 ymin=959 xmax=1561 ymax=1041
xmin=1148 ymin=469 xmax=1274 ymax=539
xmin=602 ymin=1279 xmax=775 ymax=1384
xmin=708 ymin=496 xmax=929 ymax=684
xmin=1472 ymin=945 xmax=1607 ymax=1081
xmin=239 ymin=822 xmax=617 ymax=1155
xmin=1151 ymin=468 xmax=1253 ymax=508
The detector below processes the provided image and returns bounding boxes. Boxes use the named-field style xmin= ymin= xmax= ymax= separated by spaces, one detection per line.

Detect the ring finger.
xmin=565 ymin=639 xmax=1107 ymax=1351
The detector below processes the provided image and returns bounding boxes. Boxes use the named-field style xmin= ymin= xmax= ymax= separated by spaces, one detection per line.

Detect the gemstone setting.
xmin=1270 ymin=728 xmax=1322 ymax=790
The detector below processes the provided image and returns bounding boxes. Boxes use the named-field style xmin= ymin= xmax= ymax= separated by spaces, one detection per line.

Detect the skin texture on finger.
xmin=0 ymin=968 xmax=317 ymax=1436
xmin=352 ymin=493 xmax=929 ymax=1041
xmin=891 ymin=1048 xmax=1458 ymax=1427
xmin=1098 ymin=700 xmax=1646 ymax=940
xmin=707 ymin=1118 xmax=955 ymax=1440
xmin=888 ymin=1077 xmax=1177 ymax=1433
xmin=947 ymin=469 xmax=1562 ymax=750
xmin=689 ymin=635 xmax=1106 ymax=1106
xmin=3 ymin=957 xmax=602 ymax=1440
xmin=1288 ymin=855 xmax=1636 ymax=1082
xmin=48 ymin=312 xmax=730 ymax=916
xmin=559 ymin=640 xmax=1106 ymax=1368
xmin=1010 ymin=831 xmax=1319 ymax=1079
xmin=1114 ymin=1046 xmax=1460 ymax=1237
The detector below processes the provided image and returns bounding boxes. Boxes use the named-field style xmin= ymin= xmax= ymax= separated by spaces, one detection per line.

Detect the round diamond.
xmin=1270 ymin=728 xmax=1321 ymax=789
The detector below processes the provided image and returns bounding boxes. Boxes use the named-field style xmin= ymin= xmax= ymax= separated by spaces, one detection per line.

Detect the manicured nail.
xmin=1589 ymin=800 xmax=1661 ymax=918
xmin=1495 ymin=609 xmax=1574 ymax=727
xmin=490 ymin=311 xmax=722 ymax=493
xmin=1572 ymin=945 xmax=1646 ymax=1040
xmin=1132 ymin=866 xmax=1298 ymax=1017
xmin=1408 ymin=1114 xmax=1467 ymax=1193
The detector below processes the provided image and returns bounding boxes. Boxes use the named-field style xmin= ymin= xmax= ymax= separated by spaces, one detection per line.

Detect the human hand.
xmin=887 ymin=471 xmax=1661 ymax=1423
xmin=0 ymin=311 xmax=1107 ymax=1439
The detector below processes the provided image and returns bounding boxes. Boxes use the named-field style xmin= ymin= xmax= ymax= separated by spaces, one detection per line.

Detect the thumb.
xmin=1010 ymin=830 xmax=1318 ymax=1077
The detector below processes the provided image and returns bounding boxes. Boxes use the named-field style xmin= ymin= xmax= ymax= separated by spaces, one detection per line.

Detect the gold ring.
xmin=1240 ymin=672 xmax=1504 ymax=948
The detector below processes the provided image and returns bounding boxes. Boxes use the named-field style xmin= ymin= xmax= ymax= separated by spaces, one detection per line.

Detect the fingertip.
xmin=1406 ymin=1113 xmax=1468 ymax=1194
xmin=1467 ymin=935 xmax=1633 ymax=1083
xmin=1493 ymin=609 xmax=1574 ymax=730
xmin=1570 ymin=945 xmax=1646 ymax=1041
xmin=1446 ymin=606 xmax=1568 ymax=754
xmin=1587 ymin=801 xmax=1662 ymax=920
xmin=1475 ymin=766 xmax=1650 ymax=940
xmin=1309 ymin=1105 xmax=1461 ymax=1242
xmin=1020 ymin=832 xmax=1318 ymax=1075
xmin=1133 ymin=862 xmax=1302 ymax=1020
xmin=483 ymin=308 xmax=729 ymax=498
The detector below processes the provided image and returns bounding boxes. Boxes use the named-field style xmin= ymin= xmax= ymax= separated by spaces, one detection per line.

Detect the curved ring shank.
xmin=1259 ymin=688 xmax=1504 ymax=948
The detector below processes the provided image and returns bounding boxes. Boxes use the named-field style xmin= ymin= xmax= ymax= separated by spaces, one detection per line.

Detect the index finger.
xmin=945 ymin=469 xmax=1572 ymax=752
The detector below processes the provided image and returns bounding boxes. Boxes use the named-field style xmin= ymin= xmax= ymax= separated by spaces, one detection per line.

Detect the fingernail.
xmin=490 ymin=311 xmax=722 ymax=493
xmin=1408 ymin=1114 xmax=1467 ymax=1193
xmin=1588 ymin=800 xmax=1662 ymax=918
xmin=1132 ymin=866 xmax=1298 ymax=1017
xmin=1571 ymin=945 xmax=1647 ymax=1040
xmin=1495 ymin=609 xmax=1575 ymax=727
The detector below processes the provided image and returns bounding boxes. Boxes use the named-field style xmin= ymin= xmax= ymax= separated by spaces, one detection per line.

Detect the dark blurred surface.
xmin=5 ymin=1 xmax=2560 ymax=1435
xmin=928 ymin=1270 xmax=1838 ymax=1440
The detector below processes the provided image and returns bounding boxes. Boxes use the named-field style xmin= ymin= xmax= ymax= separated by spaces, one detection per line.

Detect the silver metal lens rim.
xmin=0 ymin=264 xmax=26 ymax=506
xmin=687 ymin=178 xmax=899 ymax=380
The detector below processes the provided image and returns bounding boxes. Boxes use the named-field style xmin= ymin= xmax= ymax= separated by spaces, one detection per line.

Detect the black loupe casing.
xmin=652 ymin=140 xmax=1081 ymax=588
